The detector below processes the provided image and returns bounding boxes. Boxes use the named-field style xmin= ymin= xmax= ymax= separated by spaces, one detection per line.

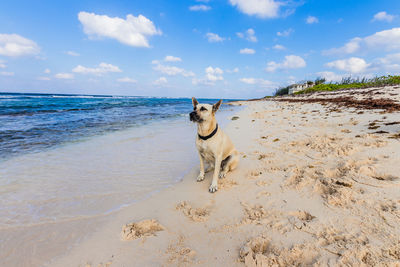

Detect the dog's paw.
xmin=209 ymin=184 xmax=218 ymax=193
xmin=218 ymin=172 xmax=226 ymax=179
xmin=197 ymin=174 xmax=205 ymax=182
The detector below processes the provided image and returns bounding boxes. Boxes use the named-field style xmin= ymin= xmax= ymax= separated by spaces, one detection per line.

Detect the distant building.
xmin=288 ymin=81 xmax=314 ymax=94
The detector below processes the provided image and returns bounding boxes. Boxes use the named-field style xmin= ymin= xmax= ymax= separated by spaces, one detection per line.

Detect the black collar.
xmin=198 ymin=124 xmax=218 ymax=140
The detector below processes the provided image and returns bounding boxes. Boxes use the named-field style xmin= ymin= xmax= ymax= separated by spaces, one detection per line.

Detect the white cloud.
xmin=0 ymin=33 xmax=40 ymax=57
xmin=364 ymin=28 xmax=400 ymax=50
xmin=78 ymin=11 xmax=161 ymax=48
xmin=323 ymin=37 xmax=362 ymax=55
xmin=240 ymin=48 xmax=255 ymax=54
xmin=153 ymin=63 xmax=194 ymax=77
xmin=372 ymin=53 xmax=400 ymax=72
xmin=189 ymin=5 xmax=211 ymax=11
xmin=205 ymin=66 xmax=223 ymax=81
xmin=372 ymin=11 xmax=395 ymax=22
xmin=117 ymin=77 xmax=137 ymax=83
xmin=325 ymin=57 xmax=370 ymax=74
xmin=164 ymin=55 xmax=182 ymax=62
xmin=72 ymin=62 xmax=122 ymax=75
xmin=277 ymin=28 xmax=294 ymax=37
xmin=65 ymin=51 xmax=80 ymax=56
xmin=1 ymin=71 xmax=14 ymax=76
xmin=265 ymin=55 xmax=306 ymax=72
xmin=0 ymin=60 xmax=6 ymax=68
xmin=226 ymin=67 xmax=239 ymax=73
xmin=206 ymin=32 xmax=225 ymax=43
xmin=316 ymin=71 xmax=343 ymax=82
xmin=237 ymin=28 xmax=257 ymax=42
xmin=273 ymin=44 xmax=285 ymax=50
xmin=55 ymin=73 xmax=74 ymax=79
xmin=37 ymin=76 xmax=51 ymax=81
xmin=239 ymin=77 xmax=275 ymax=88
xmin=306 ymin=16 xmax=319 ymax=24
xmin=229 ymin=0 xmax=281 ymax=18
xmin=44 ymin=68 xmax=51 ymax=74
xmin=324 ymin=28 xmax=400 ymax=55
xmin=153 ymin=77 xmax=168 ymax=85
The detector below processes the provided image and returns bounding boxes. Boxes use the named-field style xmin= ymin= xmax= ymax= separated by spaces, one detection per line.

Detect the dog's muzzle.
xmin=190 ymin=111 xmax=202 ymax=122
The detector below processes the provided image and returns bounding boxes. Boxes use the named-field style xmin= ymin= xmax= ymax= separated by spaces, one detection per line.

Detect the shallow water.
xmin=0 ymin=93 xmax=238 ymax=228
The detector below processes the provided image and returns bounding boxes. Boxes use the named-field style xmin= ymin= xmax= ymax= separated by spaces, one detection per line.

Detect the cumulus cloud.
xmin=193 ymin=66 xmax=224 ymax=85
xmin=323 ymin=37 xmax=362 ymax=55
xmin=372 ymin=11 xmax=395 ymax=22
xmin=189 ymin=5 xmax=211 ymax=11
xmin=229 ymin=0 xmax=281 ymax=18
xmin=240 ymin=48 xmax=255 ymax=54
xmin=55 ymin=73 xmax=74 ymax=79
xmin=273 ymin=44 xmax=285 ymax=50
xmin=239 ymin=77 xmax=275 ymax=88
xmin=1 ymin=71 xmax=14 ymax=76
xmin=306 ymin=16 xmax=319 ymax=24
xmin=164 ymin=55 xmax=182 ymax=62
xmin=78 ymin=11 xmax=161 ymax=48
xmin=117 ymin=77 xmax=137 ymax=83
xmin=72 ymin=62 xmax=122 ymax=75
xmin=65 ymin=51 xmax=80 ymax=56
xmin=277 ymin=28 xmax=294 ymax=37
xmin=325 ymin=57 xmax=370 ymax=74
xmin=44 ymin=68 xmax=51 ymax=74
xmin=265 ymin=55 xmax=306 ymax=72
xmin=323 ymin=28 xmax=400 ymax=55
xmin=0 ymin=33 xmax=40 ymax=57
xmin=205 ymin=66 xmax=223 ymax=81
xmin=316 ymin=71 xmax=344 ymax=82
xmin=153 ymin=77 xmax=168 ymax=85
xmin=153 ymin=62 xmax=194 ymax=77
xmin=236 ymin=28 xmax=257 ymax=42
xmin=206 ymin=32 xmax=225 ymax=43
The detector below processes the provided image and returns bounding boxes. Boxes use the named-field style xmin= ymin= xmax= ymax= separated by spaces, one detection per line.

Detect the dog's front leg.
xmin=197 ymin=152 xmax=205 ymax=182
xmin=209 ymin=156 xmax=222 ymax=193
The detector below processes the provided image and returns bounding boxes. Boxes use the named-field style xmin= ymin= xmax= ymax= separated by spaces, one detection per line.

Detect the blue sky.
xmin=0 ymin=0 xmax=399 ymax=98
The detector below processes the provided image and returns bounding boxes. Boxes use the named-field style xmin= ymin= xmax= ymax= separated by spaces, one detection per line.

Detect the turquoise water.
xmin=0 ymin=93 xmax=236 ymax=161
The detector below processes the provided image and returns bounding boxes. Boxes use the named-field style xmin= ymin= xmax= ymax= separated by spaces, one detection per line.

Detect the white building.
xmin=288 ymin=82 xmax=314 ymax=94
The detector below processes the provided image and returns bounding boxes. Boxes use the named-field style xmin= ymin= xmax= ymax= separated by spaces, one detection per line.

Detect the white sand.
xmin=44 ymin=86 xmax=400 ymax=267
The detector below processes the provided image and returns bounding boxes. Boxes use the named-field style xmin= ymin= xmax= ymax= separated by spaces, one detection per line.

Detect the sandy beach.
xmin=41 ymin=85 xmax=400 ymax=267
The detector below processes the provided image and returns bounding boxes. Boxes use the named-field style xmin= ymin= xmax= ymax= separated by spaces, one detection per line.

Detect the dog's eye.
xmin=200 ymin=107 xmax=207 ymax=111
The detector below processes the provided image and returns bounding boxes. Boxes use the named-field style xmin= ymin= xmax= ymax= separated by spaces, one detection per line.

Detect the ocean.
xmin=0 ymin=93 xmax=238 ymax=228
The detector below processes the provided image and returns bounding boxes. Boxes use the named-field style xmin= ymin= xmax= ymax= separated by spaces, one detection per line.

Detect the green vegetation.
xmin=271 ymin=75 xmax=400 ymax=97
xmin=296 ymin=75 xmax=400 ymax=95
xmin=273 ymin=86 xmax=289 ymax=96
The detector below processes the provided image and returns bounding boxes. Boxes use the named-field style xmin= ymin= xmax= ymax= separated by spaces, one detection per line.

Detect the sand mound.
xmin=241 ymin=202 xmax=268 ymax=225
xmin=121 ymin=219 xmax=165 ymax=241
xmin=239 ymin=236 xmax=319 ymax=267
xmin=176 ymin=201 xmax=211 ymax=222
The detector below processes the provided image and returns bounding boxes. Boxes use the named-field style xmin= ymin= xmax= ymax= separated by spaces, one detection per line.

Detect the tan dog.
xmin=189 ymin=97 xmax=239 ymax=193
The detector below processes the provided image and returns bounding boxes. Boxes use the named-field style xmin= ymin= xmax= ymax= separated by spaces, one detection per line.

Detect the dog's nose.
xmin=190 ymin=111 xmax=196 ymax=121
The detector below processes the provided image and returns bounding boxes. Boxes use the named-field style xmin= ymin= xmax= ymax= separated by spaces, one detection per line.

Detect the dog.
xmin=189 ymin=97 xmax=239 ymax=193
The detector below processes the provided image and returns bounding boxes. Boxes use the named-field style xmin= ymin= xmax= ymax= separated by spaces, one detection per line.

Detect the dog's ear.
xmin=212 ymin=100 xmax=223 ymax=113
xmin=192 ymin=97 xmax=199 ymax=108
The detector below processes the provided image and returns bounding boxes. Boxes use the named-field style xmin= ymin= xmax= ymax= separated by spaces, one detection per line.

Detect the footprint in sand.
xmin=176 ymin=201 xmax=212 ymax=222
xmin=121 ymin=219 xmax=165 ymax=241
xmin=239 ymin=235 xmax=319 ymax=267
xmin=165 ymin=235 xmax=197 ymax=266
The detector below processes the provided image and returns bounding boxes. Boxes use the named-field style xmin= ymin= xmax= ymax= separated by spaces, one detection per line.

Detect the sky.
xmin=0 ymin=0 xmax=400 ymax=99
